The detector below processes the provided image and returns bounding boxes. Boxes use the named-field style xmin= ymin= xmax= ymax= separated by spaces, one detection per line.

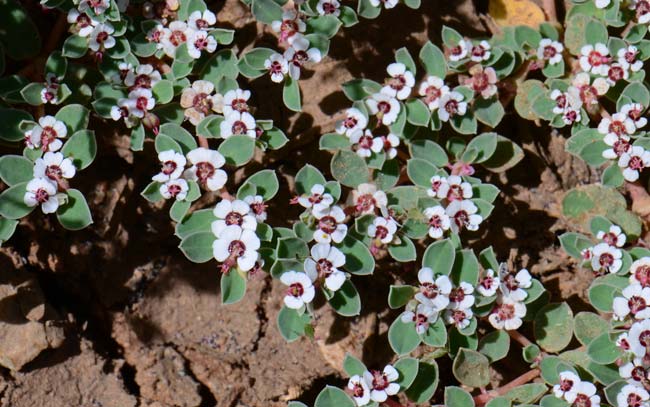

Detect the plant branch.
xmin=543 ymin=0 xmax=557 ymax=22
xmin=508 ymin=329 xmax=533 ymax=348
xmin=197 ymin=135 xmax=209 ymax=148
xmin=473 ymin=368 xmax=541 ymax=406
xmin=383 ymin=398 xmax=406 ymax=407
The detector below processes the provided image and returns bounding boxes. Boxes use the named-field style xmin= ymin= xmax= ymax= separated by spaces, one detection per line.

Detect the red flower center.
xmin=388 ymin=75 xmax=407 ymax=91
xmin=609 ymin=65 xmax=625 ymax=82
xmin=228 ymin=239 xmax=246 ymax=257
xmin=322 ymin=2 xmax=337 ymax=14
xmin=35 ymin=188 xmax=50 ymax=203
xmin=170 ymin=30 xmax=186 ymax=46
xmin=472 ymin=72 xmax=490 ymax=92
xmin=162 ymin=160 xmax=177 ymax=175
xmin=133 ymin=74 xmax=152 ymax=89
xmin=96 ymin=31 xmax=109 ymax=44
xmin=614 ymin=139 xmax=631 ymax=156
xmin=599 ymin=253 xmax=614 ymax=268
xmin=288 ymin=282 xmax=304 ymax=297
xmin=374 ymin=225 xmax=389 ymax=240
xmin=471 ymin=45 xmax=486 ymax=59
xmin=193 ymin=92 xmax=213 ymax=115
xmin=559 ymin=378 xmax=574 ymax=392
xmin=77 ymin=13 xmax=92 ymax=28
xmin=629 ymin=295 xmax=647 ymax=315
xmin=587 ymin=51 xmax=605 ymax=67
xmin=543 ymin=45 xmax=557 ymax=59
xmin=232 ymin=120 xmax=248 ymax=135
xmin=371 ymin=371 xmax=389 ymax=391
xmin=195 ymin=162 xmax=215 ymax=183
xmin=630 ymin=155 xmax=645 ymax=170
xmin=636 ymin=266 xmax=650 ymax=287
xmin=449 ymin=287 xmax=465 ymax=303
xmin=167 ymin=183 xmax=182 ymax=197
xmin=377 ymin=101 xmax=391 ymax=114
xmin=355 ymin=194 xmax=375 ymax=213
xmin=358 ymin=135 xmax=374 ymax=150
xmin=45 ymin=165 xmax=62 ymax=180
xmin=445 ymin=99 xmax=459 ymax=115
xmin=420 ymin=282 xmax=440 ymax=299
xmin=318 ymin=216 xmax=337 ymax=234
xmin=270 ymin=61 xmax=284 ymax=75
xmin=316 ymin=258 xmax=333 ymax=276
xmin=225 ymin=211 xmax=243 ymax=226
xmin=496 ymin=303 xmax=516 ymax=320
xmin=292 ymin=50 xmax=309 ymax=67
xmin=573 ymin=393 xmax=592 ymax=407
xmin=230 ymin=98 xmax=249 ymax=113
xmin=136 ymin=96 xmax=149 ymax=112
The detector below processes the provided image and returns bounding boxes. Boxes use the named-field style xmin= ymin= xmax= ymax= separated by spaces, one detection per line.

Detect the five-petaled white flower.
xmin=415 ymin=267 xmax=452 ymax=311
xmin=347 ymin=375 xmax=371 ymax=407
xmin=381 ymin=62 xmax=415 ymax=100
xmin=211 ymin=199 xmax=257 ymax=237
xmin=222 ymin=88 xmax=251 ymax=117
xmin=265 ymin=53 xmax=289 ymax=83
xmin=537 ymin=38 xmax=564 ymax=65
xmin=89 ymin=23 xmax=116 ymax=52
xmin=569 ymin=72 xmax=609 ymax=107
xmin=427 ymin=175 xmax=448 ymax=198
xmin=152 ymin=150 xmax=186 ymax=183
xmin=445 ymin=306 xmax=473 ymax=329
xmin=565 ymin=381 xmax=601 ymax=407
xmin=160 ymin=178 xmax=189 ymax=200
xmin=597 ymin=224 xmax=626 ymax=247
xmin=180 ymin=80 xmax=220 ymax=125
xmin=28 ymin=116 xmax=68 ymax=152
xmin=366 ymin=93 xmax=400 ymax=125
xmin=313 ymin=205 xmax=348 ymax=243
xmin=619 ymin=146 xmax=650 ymax=182
xmin=579 ymin=43 xmax=611 ymax=75
xmin=613 ymin=283 xmax=650 ymax=320
xmin=336 ymin=108 xmax=368 ymax=136
xmin=212 ymin=224 xmax=261 ymax=272
xmin=629 ymin=319 xmax=650 ymax=358
xmin=448 ymin=39 xmax=469 ymax=62
xmin=469 ymin=40 xmax=491 ymax=62
xmin=284 ymin=36 xmax=322 ymax=80
xmin=67 ymin=9 xmax=98 ymax=37
xmin=617 ymin=384 xmax=649 ymax=407
xmin=271 ymin=10 xmax=306 ymax=43
xmin=438 ymin=91 xmax=468 ymax=122
xmin=220 ymin=111 xmax=257 ymax=139
xmin=124 ymin=64 xmax=161 ymax=90
xmin=446 ymin=199 xmax=482 ymax=233
xmin=280 ymin=270 xmax=315 ymax=309
xmin=631 ymin=258 xmax=650 ymax=287
xmin=34 ymin=152 xmax=76 ymax=182
xmin=448 ymin=282 xmax=475 ymax=310
xmin=161 ymin=21 xmax=193 ymax=58
xmin=183 ymin=148 xmax=227 ymax=191
xmin=78 ymin=0 xmax=109 ymax=14
xmin=350 ymin=183 xmax=387 ymax=214
xmin=126 ymin=88 xmax=156 ymax=118
xmin=591 ymin=242 xmax=623 ymax=274
xmin=363 ymin=365 xmax=400 ymax=402
xmin=619 ymin=358 xmax=648 ymax=385
xmin=24 ymin=178 xmax=60 ymax=214
xmin=552 ymin=371 xmax=581 ymax=399
xmin=618 ymin=45 xmax=644 ymax=72
xmin=187 ymin=30 xmax=217 ymax=59
xmin=297 ymin=184 xmax=334 ymax=214
xmin=621 ymin=103 xmax=648 ymax=129
xmin=316 ymin=0 xmax=341 ymax=16
xmin=367 ymin=216 xmax=398 ymax=244
xmin=304 ymin=243 xmax=347 ymax=291
xmin=244 ymin=195 xmax=268 ymax=223
xmin=488 ymin=294 xmax=526 ymax=330
xmin=401 ymin=302 xmax=438 ymax=334
xmin=630 ymin=0 xmax=650 ymax=24
xmin=188 ymin=10 xmax=217 ymax=31
xmin=477 ymin=268 xmax=500 ymax=297
xmin=419 ymin=76 xmax=449 ymax=110
xmin=499 ymin=266 xmax=532 ymax=301
xmin=598 ymin=113 xmax=636 ymax=143
xmin=349 ymin=129 xmax=383 ymax=158
xmin=423 ymin=205 xmax=451 ymax=239
xmin=437 ymin=175 xmax=473 ymax=201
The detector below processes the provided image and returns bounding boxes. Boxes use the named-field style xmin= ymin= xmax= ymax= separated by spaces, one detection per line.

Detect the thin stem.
xmin=508 ymin=329 xmax=533 ymax=348
xmin=542 ymin=0 xmax=557 ymax=22
xmin=197 ymin=136 xmax=209 ymax=148
xmin=622 ymin=19 xmax=636 ymax=38
xmin=473 ymin=369 xmax=541 ymax=406
xmin=383 ymin=398 xmax=406 ymax=407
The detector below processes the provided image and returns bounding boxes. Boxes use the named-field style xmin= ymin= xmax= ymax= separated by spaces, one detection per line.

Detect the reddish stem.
xmin=383 ymin=398 xmax=406 ymax=407
xmin=508 ymin=329 xmax=533 ymax=348
xmin=542 ymin=0 xmax=557 ymax=22
xmin=197 ymin=136 xmax=209 ymax=148
xmin=473 ymin=369 xmax=541 ymax=406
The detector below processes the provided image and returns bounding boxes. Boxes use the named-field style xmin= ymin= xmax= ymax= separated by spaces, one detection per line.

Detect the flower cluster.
xmin=347 ymin=364 xmax=400 ymax=406
xmin=110 ymin=64 xmax=161 ymax=129
xmin=424 ymin=174 xmax=482 ymax=236
xmin=581 ymin=224 xmax=627 ymax=275
xmin=23 ymin=152 xmax=76 ymax=214
xmin=484 ymin=264 xmax=531 ymax=331
xmin=146 ymin=9 xmax=218 ymax=59
xmin=552 ymin=371 xmax=601 ymax=407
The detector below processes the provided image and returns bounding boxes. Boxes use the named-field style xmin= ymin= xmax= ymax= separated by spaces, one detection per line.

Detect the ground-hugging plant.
xmin=2 ymin=0 xmax=650 ymax=406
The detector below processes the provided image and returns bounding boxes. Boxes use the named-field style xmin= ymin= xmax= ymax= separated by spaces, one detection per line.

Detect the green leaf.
xmin=451 ymin=249 xmax=480 ymax=286
xmin=0 ymin=155 xmax=33 ymax=186
xmin=339 ymin=235 xmax=375 ymax=275
xmin=61 ymin=130 xmax=96 ymax=170
xmin=0 ymin=108 xmax=32 ymax=141
xmin=283 ymin=76 xmax=302 ymax=112
xmin=405 ymin=361 xmax=438 ymax=403
xmin=465 ymin=132 xmax=498 ymax=163
xmin=388 ymin=235 xmax=416 ymax=262
xmin=585 ymin=19 xmax=608 ymax=44
xmin=421 ymin=318 xmax=447 ymax=347
xmin=341 ymin=78 xmax=381 ymax=101
xmin=251 ymin=0 xmax=283 ymax=24
xmin=45 ymin=51 xmax=67 ymax=79
xmin=328 ymin=280 xmax=361 ymax=316
xmin=238 ymin=170 xmax=279 ymax=200
xmin=453 ymin=348 xmax=490 ymax=388
xmin=295 ymin=164 xmax=326 ymax=195
xmin=0 ymin=182 xmax=34 ymax=219
xmin=478 ymin=330 xmax=510 ymax=362
xmin=481 ymin=135 xmax=525 ymax=172
xmin=534 ymin=302 xmax=574 ymax=352
xmin=474 ymin=97 xmax=505 ymax=128
xmin=343 ymin=354 xmax=366 ymax=377
xmin=175 ymin=208 xmax=215 ymax=239
xmin=388 ymin=318 xmax=421 ymax=355
xmin=395 ymin=47 xmax=416 ymax=74
xmin=199 ymin=49 xmax=239 ymax=82
xmin=394 ymin=357 xmax=419 ymax=390
xmin=356 ymin=0 xmax=380 ymax=19
xmin=339 ymin=6 xmax=358 ymax=27
xmin=307 ymin=15 xmax=341 ymax=38
xmin=159 ymin=123 xmax=197 ymax=154
xmin=406 ymin=98 xmax=430 ymax=126
xmin=619 ymin=81 xmax=650 ymax=108
xmin=61 ymin=35 xmax=88 ymax=59
xmin=55 ymin=104 xmax=89 ymax=135
xmin=278 ymin=306 xmax=311 ymax=342
xmin=219 ymin=135 xmax=255 ymax=166
xmin=179 ymin=232 xmax=215 ymax=263
xmin=330 ymin=149 xmax=369 ymax=187
xmin=419 ymin=41 xmax=447 ymax=77
xmin=221 ymin=270 xmax=247 ymax=304
xmin=152 ymin=79 xmax=174 ymax=104
xmin=574 ymin=312 xmax=609 ymax=346
xmin=155 ymin=134 xmax=182 ymax=154
xmin=314 ymin=386 xmax=355 ymax=407
xmin=388 ymin=285 xmax=416 ymax=309
xmin=409 ymin=139 xmax=447 ymax=167
xmin=444 ymin=386 xmax=475 ymax=407
xmin=57 ymin=189 xmax=93 ymax=230
xmin=0 ymin=217 xmax=18 ymax=244
xmin=406 ymin=158 xmax=437 ymax=187
xmin=319 ymin=133 xmax=351 ymax=151
xmin=503 ymin=383 xmax=548 ymax=404
xmin=262 ymin=126 xmax=288 ymax=150
xmin=0 ymin=0 xmax=41 ymax=60
xmin=587 ymin=332 xmax=621 ymax=364
xmin=422 ymin=239 xmax=455 ymax=275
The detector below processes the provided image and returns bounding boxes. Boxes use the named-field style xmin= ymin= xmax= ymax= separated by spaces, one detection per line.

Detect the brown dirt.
xmin=0 ymin=0 xmax=602 ymax=406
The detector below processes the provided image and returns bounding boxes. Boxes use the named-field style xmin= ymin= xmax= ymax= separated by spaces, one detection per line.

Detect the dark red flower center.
xmin=543 ymin=45 xmax=557 ymax=59
xmin=371 ymin=370 xmax=389 ymax=391
xmin=35 ymin=188 xmax=50 ymax=203
xmin=288 ymin=282 xmax=304 ymax=297
xmin=193 ymin=92 xmax=213 ymax=115
xmin=170 ymin=30 xmax=186 ymax=46
xmin=195 ymin=162 xmax=215 ymax=183
xmin=318 ymin=216 xmax=337 ymax=234
xmin=225 ymin=211 xmax=243 ymax=226
xmin=449 ymin=287 xmax=465 ymax=303
xmin=630 ymin=155 xmax=645 ymax=170
xmin=45 ymin=165 xmax=62 ymax=180
xmin=636 ymin=266 xmax=650 ymax=287
xmin=420 ymin=282 xmax=440 ymax=299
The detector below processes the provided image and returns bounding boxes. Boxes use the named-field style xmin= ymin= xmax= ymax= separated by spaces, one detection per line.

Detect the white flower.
xmin=613 ymin=283 xmax=650 ymax=320
xmin=579 ymin=43 xmax=610 ymax=75
xmin=437 ymin=175 xmax=472 ymax=201
xmin=631 ymin=0 xmax=650 ymax=24
xmin=125 ymin=88 xmax=155 ymax=118
xmin=161 ymin=21 xmax=193 ymax=58
xmin=618 ymin=357 xmax=648 ymax=385
xmin=284 ymin=35 xmax=322 ymax=80
xmin=183 ymin=148 xmax=227 ymax=191
xmin=34 ymin=152 xmax=76 ymax=182
xmin=264 ymin=53 xmax=289 ymax=83
xmin=212 ymin=225 xmax=261 ymax=272
xmin=569 ymin=72 xmax=609 ymax=106
xmin=29 ymin=116 xmax=68 ymax=152
xmin=552 ymin=371 xmax=581 ymax=399
xmin=335 ymin=107 xmax=368 ymax=136
xmin=427 ymin=175 xmax=448 ymax=198
xmin=469 ymin=40 xmax=491 ymax=62
xmin=313 ymin=205 xmax=347 ymax=243
xmin=378 ymin=134 xmax=400 ymax=159
xmin=220 ymin=111 xmax=257 ymax=139
xmin=146 ymin=24 xmax=166 ymax=48
xmin=595 ymin=0 xmax=611 ymax=8
xmin=24 ymin=178 xmax=59 ymax=214
xmin=448 ymin=39 xmax=469 ymax=62
xmin=445 ymin=307 xmax=473 ymax=329
xmin=477 ymin=268 xmax=500 ymax=297
xmin=423 ymin=205 xmax=451 ymax=239
xmin=297 ymin=184 xmax=334 ymax=213
xmin=89 ymin=23 xmax=116 ymax=52
xmin=606 ymin=62 xmax=630 ymax=86
xmin=244 ymin=195 xmax=268 ymax=223
xmin=222 ymin=88 xmax=251 ymax=116
xmin=363 ymin=365 xmax=400 ymax=402
xmin=211 ymin=199 xmax=257 ymax=237
xmin=565 ymin=381 xmax=601 ymax=407
xmin=124 ymin=64 xmax=161 ymax=90
xmin=41 ymin=73 xmax=59 ymax=104
xmin=187 ymin=30 xmax=217 ymax=59
xmin=381 ymin=62 xmax=415 ymax=100
xmin=349 ymin=129 xmax=383 ymax=158
xmin=617 ymin=384 xmax=649 ymax=407
xmin=350 ymin=183 xmax=387 ymax=214
xmin=271 ymin=10 xmax=306 ymax=43
xmin=419 ymin=76 xmax=449 ymax=110
xmin=280 ymin=270 xmax=315 ymax=309
xmin=180 ymin=80 xmax=220 ymax=125
xmin=347 ymin=375 xmax=371 ymax=407
xmin=618 ymin=332 xmax=632 ymax=352
xmin=401 ymin=302 xmax=438 ymax=334
xmin=446 ymin=199 xmax=482 ymax=233
xmin=448 ymin=282 xmax=475 ymax=310
xmin=628 ymin=319 xmax=650 ymax=358
xmin=78 ymin=0 xmax=109 ymax=14
xmin=537 ymin=38 xmax=564 ymax=65
xmin=367 ymin=216 xmax=398 ymax=244
xmin=366 ymin=93 xmax=400 ymax=125
xmin=187 ymin=10 xmax=216 ymax=31
xmin=618 ymin=46 xmax=644 ymax=72
xmin=621 ymin=103 xmax=648 ymax=129
xmin=598 ymin=113 xmax=636 ymax=140
xmin=499 ymin=266 xmax=532 ymax=301
xmin=415 ymin=267 xmax=451 ymax=311
xmin=160 ymin=178 xmax=189 ymax=200
xmin=631 ymin=258 xmax=650 ymax=287
xmin=368 ymin=0 xmax=398 ymax=9
xmin=488 ymin=294 xmax=526 ymax=330
xmin=316 ymin=0 xmax=341 ymax=16
xmin=67 ymin=9 xmax=98 ymax=37
xmin=438 ymin=91 xmax=468 ymax=122
xmin=304 ymin=243 xmax=346 ymax=291
xmin=597 ymin=224 xmax=626 ymax=247
xmin=152 ymin=150 xmax=186 ymax=182
xmin=619 ymin=146 xmax=650 ymax=182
